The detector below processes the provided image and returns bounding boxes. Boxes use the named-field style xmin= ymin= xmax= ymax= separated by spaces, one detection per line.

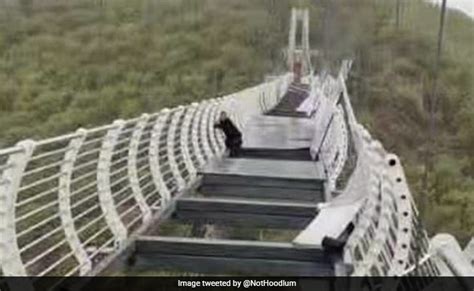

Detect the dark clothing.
xmin=214 ymin=119 xmax=241 ymax=138
xmin=214 ymin=118 xmax=242 ymax=157
xmin=224 ymin=136 xmax=242 ymax=157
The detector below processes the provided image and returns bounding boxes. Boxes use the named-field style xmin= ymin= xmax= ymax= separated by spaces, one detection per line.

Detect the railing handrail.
xmin=0 ymin=74 xmax=292 ymax=282
xmin=302 ymin=60 xmax=444 ymax=279
xmin=0 ymin=62 xmax=470 ymax=283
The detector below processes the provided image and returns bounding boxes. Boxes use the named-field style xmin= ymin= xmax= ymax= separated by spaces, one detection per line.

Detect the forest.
xmin=0 ymin=0 xmax=472 ymax=244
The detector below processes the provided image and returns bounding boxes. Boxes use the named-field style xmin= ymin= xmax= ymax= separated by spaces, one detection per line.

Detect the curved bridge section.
xmin=0 ymin=75 xmax=292 ymax=277
xmin=0 ymin=57 xmax=471 ymax=285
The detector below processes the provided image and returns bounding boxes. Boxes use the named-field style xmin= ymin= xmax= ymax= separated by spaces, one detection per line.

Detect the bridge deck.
xmin=266 ymin=84 xmax=310 ymax=118
xmin=173 ymin=197 xmax=318 ymax=229
xmin=122 ymin=84 xmax=336 ymax=276
xmin=133 ymin=236 xmax=334 ymax=276
xmin=240 ymin=115 xmax=314 ymax=160
xmin=243 ymin=115 xmax=314 ymax=149
xmin=198 ymin=158 xmax=325 ymax=202
xmin=200 ymin=158 xmax=323 ymax=180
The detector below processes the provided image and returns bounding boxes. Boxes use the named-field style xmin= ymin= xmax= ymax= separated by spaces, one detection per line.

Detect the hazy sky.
xmin=428 ymin=0 xmax=474 ymax=18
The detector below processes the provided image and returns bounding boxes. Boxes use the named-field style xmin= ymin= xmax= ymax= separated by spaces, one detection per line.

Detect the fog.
xmin=428 ymin=0 xmax=474 ymax=18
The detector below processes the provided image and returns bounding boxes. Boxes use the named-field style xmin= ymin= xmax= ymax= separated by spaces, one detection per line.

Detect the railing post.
xmin=149 ymin=109 xmax=172 ymax=206
xmin=207 ymin=100 xmax=222 ymax=155
xmin=190 ymin=103 xmax=205 ymax=167
xmin=97 ymin=120 xmax=128 ymax=249
xmin=128 ymin=114 xmax=152 ymax=224
xmin=0 ymin=140 xmax=35 ymax=276
xmin=213 ymin=102 xmax=225 ymax=151
xmin=200 ymin=103 xmax=214 ymax=160
xmin=329 ymin=107 xmax=349 ymax=194
xmin=167 ymin=107 xmax=186 ymax=191
xmin=386 ymin=154 xmax=413 ymax=275
xmin=273 ymin=80 xmax=280 ymax=108
xmin=259 ymin=91 xmax=266 ymax=113
xmin=180 ymin=105 xmax=199 ymax=180
xmin=58 ymin=129 xmax=92 ymax=275
xmin=363 ymin=141 xmax=392 ymax=275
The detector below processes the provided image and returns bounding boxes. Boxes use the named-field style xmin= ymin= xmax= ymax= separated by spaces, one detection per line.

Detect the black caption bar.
xmin=1 ymin=276 xmax=473 ymax=291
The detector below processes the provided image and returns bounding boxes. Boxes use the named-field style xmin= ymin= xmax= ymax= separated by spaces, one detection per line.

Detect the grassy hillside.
xmin=0 ymin=0 xmax=302 ymax=145
xmin=342 ymin=0 xmax=474 ymax=244
xmin=0 ymin=0 xmax=472 ymax=243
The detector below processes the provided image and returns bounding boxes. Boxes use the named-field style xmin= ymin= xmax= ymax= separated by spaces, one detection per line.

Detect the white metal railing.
xmin=0 ymin=74 xmax=292 ymax=279
xmin=0 ymin=1 xmax=465 ymax=281
xmin=300 ymin=60 xmax=442 ymax=278
xmin=0 ymin=59 xmax=466 ymax=281
xmin=321 ymin=61 xmax=439 ymax=277
xmin=306 ymin=61 xmax=352 ymax=194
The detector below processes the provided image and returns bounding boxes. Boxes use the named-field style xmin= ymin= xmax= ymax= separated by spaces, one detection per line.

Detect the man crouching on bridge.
xmin=214 ymin=111 xmax=242 ymax=157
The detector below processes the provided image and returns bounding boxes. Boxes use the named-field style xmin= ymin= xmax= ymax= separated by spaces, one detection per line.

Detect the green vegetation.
xmin=339 ymin=0 xmax=474 ymax=244
xmin=0 ymin=0 xmax=297 ymax=145
xmin=0 ymin=0 xmax=472 ymax=244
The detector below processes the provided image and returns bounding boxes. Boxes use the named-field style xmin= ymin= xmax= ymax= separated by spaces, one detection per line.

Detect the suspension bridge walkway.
xmin=0 ymin=7 xmax=473 ymax=291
